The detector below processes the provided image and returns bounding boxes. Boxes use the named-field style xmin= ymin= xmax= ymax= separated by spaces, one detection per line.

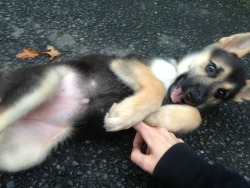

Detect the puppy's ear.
xmin=218 ymin=32 xmax=250 ymax=58
xmin=234 ymin=80 xmax=250 ymax=102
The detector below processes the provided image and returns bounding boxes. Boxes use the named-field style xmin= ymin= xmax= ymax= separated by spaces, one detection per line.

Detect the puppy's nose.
xmin=186 ymin=90 xmax=201 ymax=105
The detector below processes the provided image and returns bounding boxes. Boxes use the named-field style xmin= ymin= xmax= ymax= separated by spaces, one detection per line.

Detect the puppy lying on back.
xmin=0 ymin=33 xmax=249 ymax=172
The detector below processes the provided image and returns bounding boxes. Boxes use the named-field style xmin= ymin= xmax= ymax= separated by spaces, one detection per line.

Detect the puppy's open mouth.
xmin=170 ymin=87 xmax=183 ymax=103
xmin=169 ymin=74 xmax=186 ymax=103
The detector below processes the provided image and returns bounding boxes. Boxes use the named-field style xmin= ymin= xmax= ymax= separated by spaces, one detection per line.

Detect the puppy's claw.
xmin=105 ymin=126 xmax=129 ymax=132
xmin=104 ymin=101 xmax=146 ymax=132
xmin=104 ymin=113 xmax=137 ymax=132
xmin=104 ymin=121 xmax=131 ymax=132
xmin=108 ymin=103 xmax=117 ymax=116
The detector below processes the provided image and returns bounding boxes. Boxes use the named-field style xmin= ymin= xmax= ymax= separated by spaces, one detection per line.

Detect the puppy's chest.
xmin=149 ymin=58 xmax=178 ymax=92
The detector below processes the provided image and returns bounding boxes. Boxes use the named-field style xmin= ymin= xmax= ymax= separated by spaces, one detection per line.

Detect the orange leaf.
xmin=41 ymin=45 xmax=61 ymax=60
xmin=16 ymin=46 xmax=61 ymax=60
xmin=16 ymin=48 xmax=40 ymax=59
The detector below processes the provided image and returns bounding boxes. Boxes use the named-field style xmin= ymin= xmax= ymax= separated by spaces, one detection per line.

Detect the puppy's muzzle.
xmin=185 ymin=88 xmax=202 ymax=105
xmin=182 ymin=80 xmax=207 ymax=106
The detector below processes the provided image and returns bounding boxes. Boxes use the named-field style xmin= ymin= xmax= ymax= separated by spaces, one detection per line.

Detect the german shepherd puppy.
xmin=0 ymin=33 xmax=249 ymax=172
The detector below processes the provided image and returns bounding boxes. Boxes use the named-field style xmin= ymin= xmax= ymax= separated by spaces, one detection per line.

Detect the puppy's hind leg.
xmin=0 ymin=120 xmax=72 ymax=172
xmin=105 ymin=57 xmax=165 ymax=131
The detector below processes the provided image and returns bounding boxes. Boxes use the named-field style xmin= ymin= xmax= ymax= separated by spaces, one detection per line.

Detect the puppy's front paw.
xmin=104 ymin=103 xmax=139 ymax=132
xmin=144 ymin=105 xmax=202 ymax=133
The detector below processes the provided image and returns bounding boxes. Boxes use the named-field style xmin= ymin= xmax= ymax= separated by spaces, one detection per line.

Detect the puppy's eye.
xmin=214 ymin=88 xmax=227 ymax=99
xmin=206 ymin=61 xmax=217 ymax=77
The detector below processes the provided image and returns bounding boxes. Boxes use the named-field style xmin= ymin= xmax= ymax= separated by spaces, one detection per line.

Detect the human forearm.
xmin=153 ymin=143 xmax=250 ymax=188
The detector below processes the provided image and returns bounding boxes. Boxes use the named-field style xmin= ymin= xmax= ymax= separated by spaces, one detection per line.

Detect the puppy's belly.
xmin=0 ymin=69 xmax=89 ymax=172
xmin=24 ymin=70 xmax=90 ymax=123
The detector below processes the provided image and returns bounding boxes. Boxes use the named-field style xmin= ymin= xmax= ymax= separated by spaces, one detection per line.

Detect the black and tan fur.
xmin=0 ymin=33 xmax=249 ymax=172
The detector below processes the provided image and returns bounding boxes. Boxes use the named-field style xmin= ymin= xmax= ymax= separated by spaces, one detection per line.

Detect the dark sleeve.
xmin=152 ymin=143 xmax=250 ymax=188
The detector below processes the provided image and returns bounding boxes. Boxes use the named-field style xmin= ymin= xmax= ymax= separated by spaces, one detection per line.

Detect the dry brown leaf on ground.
xmin=16 ymin=45 xmax=61 ymax=60
xmin=16 ymin=48 xmax=41 ymax=59
xmin=40 ymin=45 xmax=61 ymax=60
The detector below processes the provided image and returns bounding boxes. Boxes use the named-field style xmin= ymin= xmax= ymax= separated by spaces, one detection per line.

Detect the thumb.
xmin=131 ymin=147 xmax=146 ymax=165
xmin=131 ymin=147 xmax=154 ymax=174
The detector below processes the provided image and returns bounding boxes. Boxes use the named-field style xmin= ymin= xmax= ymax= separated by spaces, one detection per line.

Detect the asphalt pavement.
xmin=0 ymin=0 xmax=249 ymax=187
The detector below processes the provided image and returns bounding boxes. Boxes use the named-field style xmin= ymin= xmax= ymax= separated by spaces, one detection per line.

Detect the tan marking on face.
xmin=210 ymin=57 xmax=232 ymax=79
xmin=206 ymin=82 xmax=236 ymax=104
xmin=188 ymin=47 xmax=235 ymax=88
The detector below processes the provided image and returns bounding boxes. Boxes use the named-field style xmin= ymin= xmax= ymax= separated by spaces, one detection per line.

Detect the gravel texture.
xmin=0 ymin=0 xmax=249 ymax=187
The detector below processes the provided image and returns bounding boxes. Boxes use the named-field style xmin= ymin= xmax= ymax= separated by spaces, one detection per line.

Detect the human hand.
xmin=130 ymin=122 xmax=184 ymax=174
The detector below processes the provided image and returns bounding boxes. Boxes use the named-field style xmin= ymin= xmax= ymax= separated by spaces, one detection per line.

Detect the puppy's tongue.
xmin=170 ymin=87 xmax=183 ymax=103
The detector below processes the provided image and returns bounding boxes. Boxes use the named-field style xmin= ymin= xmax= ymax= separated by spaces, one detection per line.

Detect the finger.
xmin=133 ymin=122 xmax=155 ymax=147
xmin=146 ymin=147 xmax=151 ymax=155
xmin=131 ymin=148 xmax=154 ymax=174
xmin=178 ymin=138 xmax=184 ymax=143
xmin=133 ymin=122 xmax=148 ymax=131
xmin=133 ymin=132 xmax=144 ymax=149
xmin=130 ymin=147 xmax=146 ymax=165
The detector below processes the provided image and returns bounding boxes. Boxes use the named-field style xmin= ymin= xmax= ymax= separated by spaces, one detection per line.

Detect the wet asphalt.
xmin=0 ymin=0 xmax=249 ymax=187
